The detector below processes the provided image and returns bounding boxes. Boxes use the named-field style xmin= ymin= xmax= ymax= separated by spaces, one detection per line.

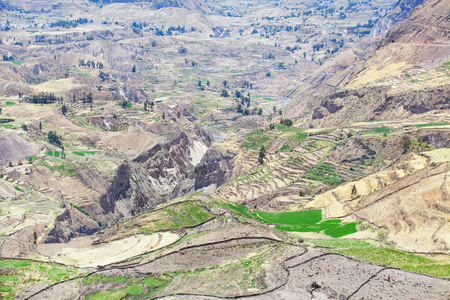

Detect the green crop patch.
xmin=241 ymin=130 xmax=271 ymax=148
xmin=0 ymin=286 xmax=12 ymax=292
xmin=255 ymin=210 xmax=322 ymax=225
xmin=323 ymin=222 xmax=357 ymax=238
xmin=0 ymin=259 xmax=85 ymax=299
xmin=304 ymin=163 xmax=343 ymax=186
xmin=413 ymin=122 xmax=450 ymax=127
xmin=0 ymin=276 xmax=19 ymax=281
xmin=26 ymin=155 xmax=37 ymax=163
xmin=309 ymin=239 xmax=373 ymax=249
xmin=276 ymin=125 xmax=304 ymax=133
xmin=83 ymin=275 xmax=170 ymax=299
xmin=360 ymin=127 xmax=394 ymax=134
xmin=5 ymin=101 xmax=15 ymax=106
xmin=334 ymin=247 xmax=450 ymax=278
xmin=217 ymin=201 xmax=359 ymax=238
xmin=294 ymin=132 xmax=309 ymax=142
xmin=47 ymin=150 xmax=61 ymax=157
xmin=280 ymin=144 xmax=290 ymax=151
xmin=0 ymin=260 xmax=32 ymax=269
xmin=72 ymin=150 xmax=100 ymax=156
xmin=12 ymin=61 xmax=24 ymax=65
xmin=128 ymin=201 xmax=213 ymax=233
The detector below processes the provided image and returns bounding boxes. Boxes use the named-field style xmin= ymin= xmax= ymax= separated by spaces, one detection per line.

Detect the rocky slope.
xmin=371 ymin=0 xmax=426 ymax=37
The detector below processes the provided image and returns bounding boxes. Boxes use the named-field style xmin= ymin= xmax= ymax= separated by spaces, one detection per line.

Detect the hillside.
xmin=0 ymin=0 xmax=449 ymax=299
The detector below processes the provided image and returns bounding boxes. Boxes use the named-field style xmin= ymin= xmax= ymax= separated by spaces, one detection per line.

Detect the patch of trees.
xmin=346 ymin=20 xmax=375 ymax=36
xmin=2 ymin=54 xmax=13 ymax=61
xmin=280 ymin=118 xmax=293 ymax=127
xmin=242 ymin=80 xmax=253 ymax=89
xmin=81 ymin=92 xmax=93 ymax=103
xmin=50 ymin=18 xmax=91 ymax=29
xmin=144 ymin=100 xmax=154 ymax=111
xmin=79 ymin=59 xmax=104 ymax=69
xmin=48 ymin=131 xmax=62 ymax=148
xmin=312 ymin=43 xmax=325 ymax=52
xmin=25 ymin=92 xmax=61 ymax=104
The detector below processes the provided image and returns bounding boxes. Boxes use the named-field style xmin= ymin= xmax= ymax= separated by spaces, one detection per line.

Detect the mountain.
xmin=88 ymin=0 xmax=217 ymax=14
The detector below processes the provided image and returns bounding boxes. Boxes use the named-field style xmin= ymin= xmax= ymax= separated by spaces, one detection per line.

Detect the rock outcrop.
xmin=371 ymin=0 xmax=426 ymax=37
xmin=45 ymin=206 xmax=101 ymax=243
xmin=94 ymin=130 xmax=211 ymax=225
xmin=194 ymin=148 xmax=234 ymax=191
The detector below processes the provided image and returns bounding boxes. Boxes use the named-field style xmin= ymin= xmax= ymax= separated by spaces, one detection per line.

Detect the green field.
xmin=47 ymin=150 xmax=61 ymax=157
xmin=294 ymin=132 xmax=309 ymax=142
xmin=0 ymin=259 xmax=85 ymax=299
xmin=83 ymin=274 xmax=170 ymax=300
xmin=72 ymin=150 xmax=100 ymax=156
xmin=360 ymin=127 xmax=394 ymax=134
xmin=35 ymin=159 xmax=76 ymax=176
xmin=134 ymin=201 xmax=213 ymax=233
xmin=304 ymin=162 xmax=343 ymax=186
xmin=12 ymin=61 xmax=24 ymax=65
xmin=330 ymin=244 xmax=450 ymax=278
xmin=413 ymin=122 xmax=450 ymax=127
xmin=241 ymin=130 xmax=271 ymax=148
xmin=217 ymin=202 xmax=357 ymax=238
xmin=5 ymin=101 xmax=15 ymax=106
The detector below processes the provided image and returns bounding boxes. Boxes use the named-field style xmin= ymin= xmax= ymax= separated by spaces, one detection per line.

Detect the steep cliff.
xmin=93 ymin=130 xmax=211 ymax=226
xmin=194 ymin=148 xmax=235 ymax=191
xmin=371 ymin=0 xmax=426 ymax=37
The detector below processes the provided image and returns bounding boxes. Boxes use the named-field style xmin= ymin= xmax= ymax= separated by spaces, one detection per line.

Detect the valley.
xmin=0 ymin=0 xmax=449 ymax=299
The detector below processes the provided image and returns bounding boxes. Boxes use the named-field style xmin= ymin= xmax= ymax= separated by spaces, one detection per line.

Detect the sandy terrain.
xmin=38 ymin=232 xmax=180 ymax=267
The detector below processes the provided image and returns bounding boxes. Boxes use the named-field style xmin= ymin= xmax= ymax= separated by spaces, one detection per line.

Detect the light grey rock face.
xmin=371 ymin=0 xmax=426 ymax=37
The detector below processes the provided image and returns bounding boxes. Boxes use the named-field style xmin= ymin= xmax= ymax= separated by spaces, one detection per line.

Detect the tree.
xmin=207 ymin=80 xmax=210 ymax=86
xmin=162 ymin=112 xmax=165 ymax=120
xmin=48 ymin=131 xmax=62 ymax=147
xmin=280 ymin=118 xmax=293 ymax=127
xmin=99 ymin=71 xmax=109 ymax=81
xmin=39 ymin=121 xmax=42 ymax=130
xmin=266 ymin=72 xmax=271 ymax=77
xmin=269 ymin=124 xmax=275 ymax=130
xmin=258 ymin=108 xmax=263 ymax=115
xmin=121 ymin=100 xmax=130 ymax=108
xmin=223 ymin=80 xmax=228 ymax=88
xmin=61 ymin=104 xmax=67 ymax=115
xmin=198 ymin=80 xmax=202 ymax=87
xmin=221 ymin=89 xmax=229 ymax=97
xmin=351 ymin=184 xmax=357 ymax=197
xmin=21 ymin=123 xmax=28 ymax=131
xmin=0 ymin=107 xmax=2 ymax=114
xmin=235 ymin=90 xmax=241 ymax=98
xmin=178 ymin=45 xmax=188 ymax=53
xmin=258 ymin=146 xmax=266 ymax=164
xmin=177 ymin=111 xmax=181 ymax=118
xmin=132 ymin=65 xmax=136 ymax=73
